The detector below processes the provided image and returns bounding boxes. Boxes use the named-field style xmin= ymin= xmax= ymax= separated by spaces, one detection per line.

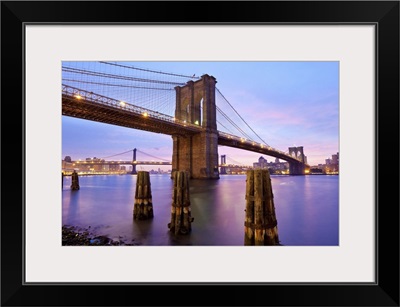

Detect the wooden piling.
xmin=70 ymin=171 xmax=80 ymax=190
xmin=168 ymin=171 xmax=194 ymax=235
xmin=133 ymin=171 xmax=154 ymax=220
xmin=263 ymin=170 xmax=280 ymax=245
xmin=244 ymin=169 xmax=279 ymax=245
xmin=244 ymin=169 xmax=255 ymax=245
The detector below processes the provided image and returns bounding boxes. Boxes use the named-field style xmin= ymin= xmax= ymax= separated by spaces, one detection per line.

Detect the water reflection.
xmin=62 ymin=174 xmax=339 ymax=246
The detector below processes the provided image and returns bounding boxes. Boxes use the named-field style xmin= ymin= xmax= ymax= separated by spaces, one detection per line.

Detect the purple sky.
xmin=62 ymin=61 xmax=339 ymax=169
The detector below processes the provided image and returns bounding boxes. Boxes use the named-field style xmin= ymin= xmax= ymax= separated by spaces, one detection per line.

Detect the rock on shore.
xmin=62 ymin=225 xmax=138 ymax=246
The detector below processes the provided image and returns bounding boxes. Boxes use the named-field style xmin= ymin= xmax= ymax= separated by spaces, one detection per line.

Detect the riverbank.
xmin=62 ymin=225 xmax=139 ymax=246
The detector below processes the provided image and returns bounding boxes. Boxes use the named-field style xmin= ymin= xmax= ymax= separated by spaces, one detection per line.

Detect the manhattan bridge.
xmin=62 ymin=61 xmax=309 ymax=179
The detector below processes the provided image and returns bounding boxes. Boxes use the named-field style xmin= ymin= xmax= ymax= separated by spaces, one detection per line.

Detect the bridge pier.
xmin=289 ymin=162 xmax=305 ymax=175
xmin=172 ymin=131 xmax=219 ymax=179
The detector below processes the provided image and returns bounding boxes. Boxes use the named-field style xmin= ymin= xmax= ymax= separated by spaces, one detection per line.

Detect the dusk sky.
xmin=62 ymin=61 xmax=339 ymax=169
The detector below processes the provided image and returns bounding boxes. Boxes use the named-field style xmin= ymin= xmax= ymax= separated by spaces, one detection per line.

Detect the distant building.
xmin=64 ymin=156 xmax=72 ymax=162
xmin=253 ymin=156 xmax=268 ymax=169
xmin=224 ymin=166 xmax=248 ymax=175
xmin=317 ymin=152 xmax=339 ymax=174
xmin=62 ymin=160 xmax=73 ymax=171
xmin=332 ymin=152 xmax=339 ymax=165
xmin=253 ymin=156 xmax=288 ymax=174
xmin=310 ymin=167 xmax=323 ymax=174
xmin=109 ymin=164 xmax=119 ymax=171
xmin=329 ymin=152 xmax=339 ymax=173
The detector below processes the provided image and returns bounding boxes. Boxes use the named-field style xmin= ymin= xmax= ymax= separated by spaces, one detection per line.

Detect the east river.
xmin=62 ymin=174 xmax=339 ymax=246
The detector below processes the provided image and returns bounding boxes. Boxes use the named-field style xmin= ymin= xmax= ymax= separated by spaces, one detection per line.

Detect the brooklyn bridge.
xmin=62 ymin=61 xmax=310 ymax=178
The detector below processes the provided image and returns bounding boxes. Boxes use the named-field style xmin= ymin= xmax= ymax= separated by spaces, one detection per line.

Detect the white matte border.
xmin=25 ymin=25 xmax=375 ymax=283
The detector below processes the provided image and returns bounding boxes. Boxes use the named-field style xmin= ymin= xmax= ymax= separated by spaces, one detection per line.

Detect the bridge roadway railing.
xmin=218 ymin=131 xmax=304 ymax=164
xmin=62 ymin=85 xmax=202 ymax=132
xmin=62 ymin=85 xmax=305 ymax=166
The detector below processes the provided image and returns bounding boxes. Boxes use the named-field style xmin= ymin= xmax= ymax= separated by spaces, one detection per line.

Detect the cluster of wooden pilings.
xmin=244 ymin=169 xmax=280 ymax=245
xmin=66 ymin=168 xmax=282 ymax=245
xmin=168 ymin=171 xmax=194 ymax=235
xmin=133 ymin=171 xmax=154 ymax=220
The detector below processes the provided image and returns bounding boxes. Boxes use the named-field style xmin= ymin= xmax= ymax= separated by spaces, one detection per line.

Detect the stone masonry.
xmin=172 ymin=74 xmax=219 ymax=179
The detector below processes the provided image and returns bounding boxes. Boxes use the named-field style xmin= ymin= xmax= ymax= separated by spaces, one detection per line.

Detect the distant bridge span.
xmin=70 ymin=160 xmax=171 ymax=166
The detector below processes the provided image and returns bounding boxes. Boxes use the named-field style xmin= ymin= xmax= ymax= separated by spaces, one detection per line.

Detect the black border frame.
xmin=1 ymin=1 xmax=399 ymax=306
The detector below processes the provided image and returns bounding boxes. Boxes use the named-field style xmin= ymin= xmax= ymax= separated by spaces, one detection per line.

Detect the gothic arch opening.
xmin=198 ymin=97 xmax=203 ymax=126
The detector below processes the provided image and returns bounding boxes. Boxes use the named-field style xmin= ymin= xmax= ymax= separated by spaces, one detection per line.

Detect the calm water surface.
xmin=62 ymin=174 xmax=339 ymax=246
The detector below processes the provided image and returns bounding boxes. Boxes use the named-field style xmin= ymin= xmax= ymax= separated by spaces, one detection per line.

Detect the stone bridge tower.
xmin=219 ymin=154 xmax=227 ymax=175
xmin=288 ymin=146 xmax=306 ymax=175
xmin=172 ymin=74 xmax=219 ymax=179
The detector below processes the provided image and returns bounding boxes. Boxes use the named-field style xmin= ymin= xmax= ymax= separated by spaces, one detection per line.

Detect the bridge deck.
xmin=62 ymin=85 xmax=308 ymax=167
xmin=62 ymin=86 xmax=202 ymax=136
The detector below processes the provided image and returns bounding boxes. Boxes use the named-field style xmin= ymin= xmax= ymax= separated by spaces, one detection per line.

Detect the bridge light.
xmin=75 ymin=94 xmax=82 ymax=100
xmin=119 ymin=101 xmax=126 ymax=107
xmin=195 ymin=120 xmax=199 ymax=125
xmin=143 ymin=112 xmax=148 ymax=117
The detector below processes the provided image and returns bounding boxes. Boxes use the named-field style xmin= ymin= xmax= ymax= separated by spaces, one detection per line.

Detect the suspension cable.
xmin=216 ymin=106 xmax=254 ymax=141
xmin=226 ymin=156 xmax=245 ymax=166
xmin=99 ymin=61 xmax=200 ymax=80
xmin=62 ymin=79 xmax=175 ymax=91
xmin=62 ymin=66 xmax=185 ymax=86
xmin=216 ymin=87 xmax=270 ymax=146
xmin=216 ymin=120 xmax=236 ymax=135
xmin=99 ymin=149 xmax=134 ymax=160
xmin=63 ymin=62 xmax=277 ymax=154
xmin=136 ymin=149 xmax=170 ymax=162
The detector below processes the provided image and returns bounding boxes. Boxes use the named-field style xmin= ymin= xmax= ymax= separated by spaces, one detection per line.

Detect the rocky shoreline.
xmin=62 ymin=225 xmax=139 ymax=246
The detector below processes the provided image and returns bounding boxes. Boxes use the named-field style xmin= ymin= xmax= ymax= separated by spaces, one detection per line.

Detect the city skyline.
xmin=62 ymin=61 xmax=339 ymax=169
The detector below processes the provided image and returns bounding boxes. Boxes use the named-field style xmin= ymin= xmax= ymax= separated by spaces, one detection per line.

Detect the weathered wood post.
xmin=133 ymin=171 xmax=154 ymax=220
xmin=70 ymin=170 xmax=80 ymax=190
xmin=244 ymin=169 xmax=280 ymax=245
xmin=168 ymin=171 xmax=194 ymax=234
